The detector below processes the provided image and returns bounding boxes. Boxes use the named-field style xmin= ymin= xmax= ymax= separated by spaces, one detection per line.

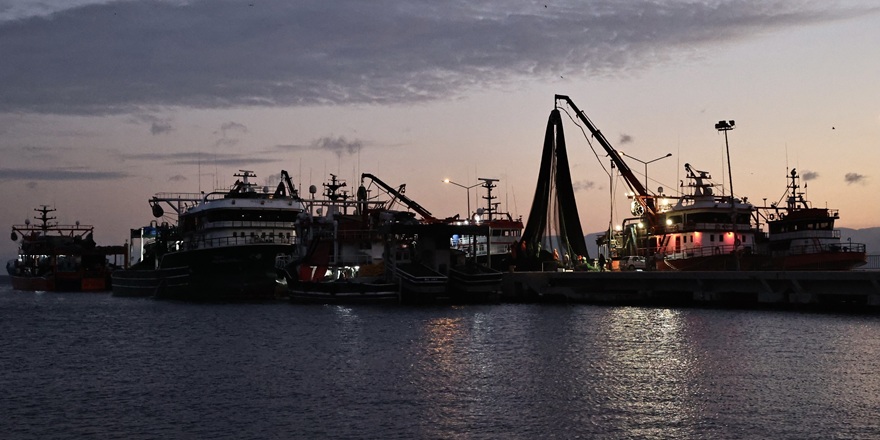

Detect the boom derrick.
xmin=554 ymin=94 xmax=660 ymax=232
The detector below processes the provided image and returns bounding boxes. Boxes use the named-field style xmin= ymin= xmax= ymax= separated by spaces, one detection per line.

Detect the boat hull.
xmin=447 ymin=264 xmax=503 ymax=302
xmin=10 ymin=274 xmax=110 ymax=292
xmin=396 ymin=263 xmax=448 ymax=304
xmin=152 ymin=244 xmax=292 ymax=301
xmin=111 ymin=266 xmax=190 ymax=297
xmin=656 ymin=253 xmax=769 ymax=271
xmin=288 ymin=279 xmax=399 ymax=304
xmin=772 ymin=251 xmax=867 ymax=271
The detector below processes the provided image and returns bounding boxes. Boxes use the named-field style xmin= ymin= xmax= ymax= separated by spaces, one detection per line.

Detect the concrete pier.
xmin=501 ymin=270 xmax=880 ymax=310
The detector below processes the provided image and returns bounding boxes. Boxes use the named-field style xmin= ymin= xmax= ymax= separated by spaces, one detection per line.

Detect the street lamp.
xmin=442 ymin=178 xmax=481 ymax=219
xmin=620 ymin=152 xmax=672 ymax=193
xmin=715 ymin=120 xmax=735 ymax=200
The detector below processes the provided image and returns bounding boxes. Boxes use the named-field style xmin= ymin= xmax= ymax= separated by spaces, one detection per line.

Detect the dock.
xmin=501 ymin=270 xmax=880 ymax=310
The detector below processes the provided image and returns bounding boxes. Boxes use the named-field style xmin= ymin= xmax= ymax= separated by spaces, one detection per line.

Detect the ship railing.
xmin=660 ymin=243 xmax=753 ymax=260
xmin=180 ymin=234 xmax=296 ymax=251
xmin=202 ymin=220 xmax=296 ymax=230
xmin=782 ymin=242 xmax=866 ymax=256
xmin=770 ymin=230 xmax=840 ymax=240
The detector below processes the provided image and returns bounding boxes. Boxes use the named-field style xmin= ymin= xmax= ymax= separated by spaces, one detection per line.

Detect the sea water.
xmin=1 ymin=276 xmax=879 ymax=439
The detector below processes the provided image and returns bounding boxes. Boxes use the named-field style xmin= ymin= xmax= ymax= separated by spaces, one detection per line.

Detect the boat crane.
xmin=554 ymin=94 xmax=660 ymax=231
xmin=360 ymin=173 xmax=439 ymax=223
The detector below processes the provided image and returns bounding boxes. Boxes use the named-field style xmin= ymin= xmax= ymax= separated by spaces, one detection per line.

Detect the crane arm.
xmin=360 ymin=173 xmax=435 ymax=221
xmin=554 ymin=94 xmax=657 ymax=218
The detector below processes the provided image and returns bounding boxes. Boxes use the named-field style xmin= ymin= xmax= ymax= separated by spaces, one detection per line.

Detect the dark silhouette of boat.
xmin=112 ymin=170 xmax=303 ymax=300
xmin=7 ymin=206 xmax=125 ymax=291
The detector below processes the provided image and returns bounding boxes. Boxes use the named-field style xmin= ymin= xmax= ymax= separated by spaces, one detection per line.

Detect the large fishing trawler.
xmin=282 ymin=173 xmax=403 ymax=304
xmin=652 ymin=164 xmax=765 ymax=270
xmin=7 ymin=206 xmax=125 ymax=291
xmin=112 ymin=170 xmax=304 ymax=300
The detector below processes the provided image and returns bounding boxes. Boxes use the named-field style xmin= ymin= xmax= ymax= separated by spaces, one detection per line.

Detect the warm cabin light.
xmin=615 ymin=225 xmax=622 ymax=231
xmin=638 ymin=222 xmax=644 ymax=229
xmin=666 ymin=219 xmax=673 ymax=226
xmin=727 ymin=232 xmax=734 ymax=236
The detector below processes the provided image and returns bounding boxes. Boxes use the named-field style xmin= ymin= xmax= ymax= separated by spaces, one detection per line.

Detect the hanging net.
xmin=513 ymin=109 xmax=590 ymax=271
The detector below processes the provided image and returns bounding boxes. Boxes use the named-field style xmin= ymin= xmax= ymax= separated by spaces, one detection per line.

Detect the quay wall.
xmin=500 ymin=270 xmax=880 ymax=310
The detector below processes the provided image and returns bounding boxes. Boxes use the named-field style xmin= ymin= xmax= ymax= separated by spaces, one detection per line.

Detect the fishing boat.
xmin=652 ymin=164 xmax=766 ymax=271
xmin=283 ymin=173 xmax=403 ymax=304
xmin=7 ymin=206 xmax=125 ymax=291
xmin=763 ymin=168 xmax=867 ymax=270
xmin=448 ymin=178 xmax=524 ymax=271
xmin=112 ymin=170 xmax=304 ymax=301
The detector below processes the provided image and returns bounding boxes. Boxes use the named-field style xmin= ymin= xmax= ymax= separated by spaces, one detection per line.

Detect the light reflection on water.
xmin=2 ymin=281 xmax=880 ymax=439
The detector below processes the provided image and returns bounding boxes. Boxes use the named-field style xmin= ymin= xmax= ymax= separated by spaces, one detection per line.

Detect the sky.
xmin=1 ymin=0 xmax=879 ymax=262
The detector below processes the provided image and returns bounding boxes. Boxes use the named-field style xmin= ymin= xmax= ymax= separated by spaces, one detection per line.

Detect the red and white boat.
xmin=763 ymin=169 xmax=866 ymax=270
xmin=652 ymin=164 xmax=766 ymax=271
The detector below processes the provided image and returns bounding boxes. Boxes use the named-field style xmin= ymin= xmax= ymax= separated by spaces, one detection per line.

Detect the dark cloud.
xmin=0 ymin=0 xmax=873 ymax=115
xmin=128 ymin=113 xmax=174 ymax=135
xmin=0 ymin=167 xmax=127 ymax=180
xmin=214 ymin=121 xmax=247 ymax=148
xmin=169 ymin=174 xmax=188 ymax=182
xmin=26 ymin=181 xmax=38 ymax=189
xmin=572 ymin=180 xmax=597 ymax=192
xmin=220 ymin=121 xmax=248 ymax=135
xmin=845 ymin=172 xmax=867 ymax=185
xmin=801 ymin=170 xmax=819 ymax=181
xmin=279 ymin=136 xmax=364 ymax=158
xmin=151 ymin=121 xmax=173 ymax=135
xmin=619 ymin=134 xmax=633 ymax=144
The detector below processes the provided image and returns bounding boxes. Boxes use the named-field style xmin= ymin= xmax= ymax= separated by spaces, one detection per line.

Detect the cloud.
xmin=123 ymin=150 xmax=280 ymax=166
xmin=26 ymin=181 xmax=38 ymax=189
xmin=0 ymin=167 xmax=127 ymax=180
xmin=801 ymin=170 xmax=819 ymax=181
xmin=0 ymin=0 xmax=873 ymax=115
xmin=220 ymin=121 xmax=248 ymax=136
xmin=128 ymin=113 xmax=174 ymax=135
xmin=169 ymin=174 xmax=188 ymax=182
xmin=619 ymin=134 xmax=633 ymax=145
xmin=279 ymin=136 xmax=365 ymax=158
xmin=572 ymin=180 xmax=597 ymax=192
xmin=844 ymin=172 xmax=867 ymax=185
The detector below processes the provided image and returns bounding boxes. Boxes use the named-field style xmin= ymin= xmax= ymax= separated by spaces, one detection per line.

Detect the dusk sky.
xmin=2 ymin=0 xmax=878 ymax=262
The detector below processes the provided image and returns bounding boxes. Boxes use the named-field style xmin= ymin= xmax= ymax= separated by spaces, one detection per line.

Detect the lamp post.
xmin=715 ymin=119 xmax=738 ymax=270
xmin=620 ymin=152 xmax=672 ymax=193
xmin=442 ymin=179 xmax=480 ymax=219
xmin=715 ymin=120 xmax=735 ymax=200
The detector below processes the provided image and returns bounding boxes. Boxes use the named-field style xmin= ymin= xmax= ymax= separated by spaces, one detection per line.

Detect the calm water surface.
xmin=2 ymin=276 xmax=880 ymax=439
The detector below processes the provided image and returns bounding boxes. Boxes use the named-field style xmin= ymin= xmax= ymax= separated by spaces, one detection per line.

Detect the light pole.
xmin=716 ymin=119 xmax=738 ymax=270
xmin=442 ymin=179 xmax=480 ymax=219
xmin=620 ymin=152 xmax=672 ymax=193
xmin=715 ymin=120 xmax=735 ymax=200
